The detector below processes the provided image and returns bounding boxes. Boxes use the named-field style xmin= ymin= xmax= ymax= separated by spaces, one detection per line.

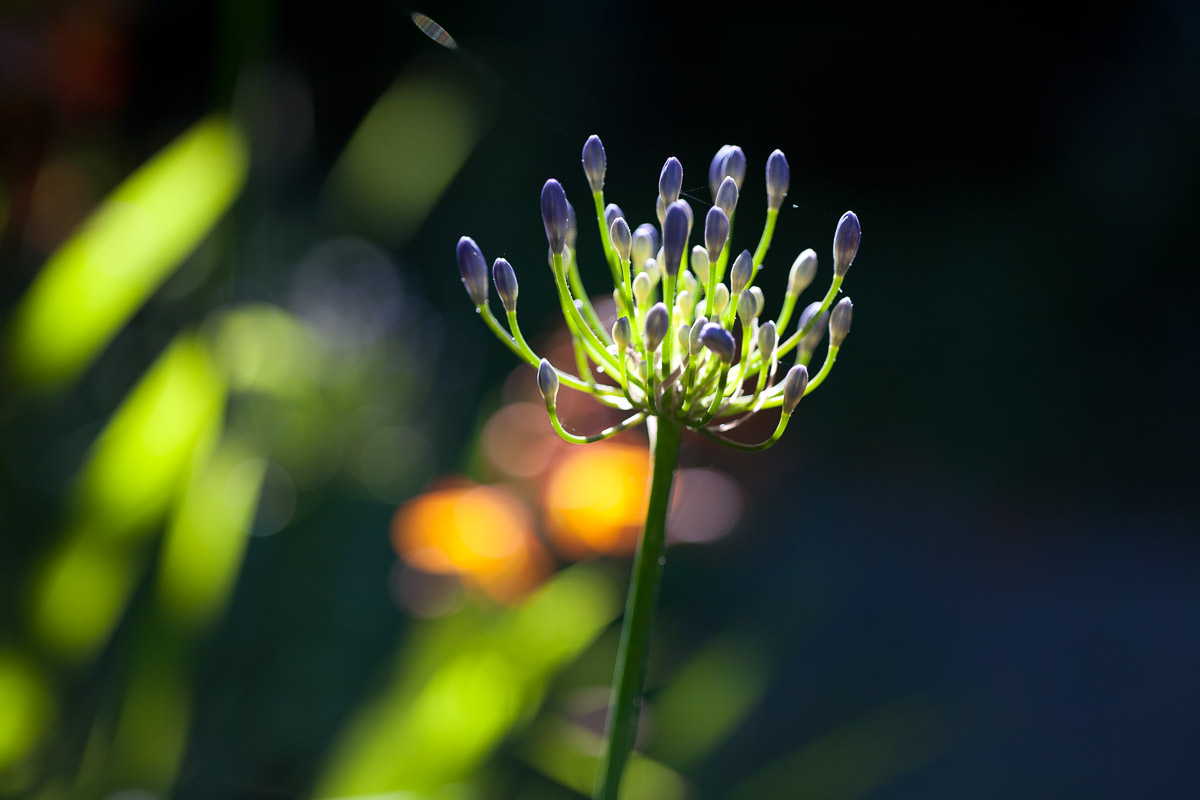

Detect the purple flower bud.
xmin=492 ymin=257 xmax=518 ymax=312
xmin=788 ymin=249 xmax=818 ymax=296
xmin=659 ymin=156 xmax=683 ymax=206
xmin=757 ymin=320 xmax=777 ymax=358
xmin=797 ymin=301 xmax=828 ymax=356
xmin=537 ymin=358 xmax=559 ymax=408
xmin=704 ymin=206 xmax=730 ymax=264
xmin=631 ymin=223 xmax=658 ymax=269
xmin=604 ymin=203 xmax=625 ymax=236
xmin=829 ymin=296 xmax=853 ymax=347
xmin=737 ymin=288 xmax=757 ymax=325
xmin=661 ymin=200 xmax=692 ymax=277
xmin=699 ymin=322 xmax=736 ymax=363
xmin=832 ymin=210 xmax=861 ymax=277
xmin=730 ymin=250 xmax=753 ymax=296
xmin=708 ymin=145 xmax=732 ymax=199
xmin=541 ymin=179 xmax=570 ymax=255
xmin=456 ymin=236 xmax=489 ymax=306
xmin=715 ymin=176 xmax=739 ymax=219
xmin=781 ymin=365 xmax=809 ymax=415
xmin=610 ymin=217 xmax=632 ymax=263
xmin=689 ymin=316 xmax=708 ymax=353
xmin=613 ymin=316 xmax=632 ymax=351
xmin=645 ymin=302 xmax=669 ymax=353
xmin=566 ymin=200 xmax=578 ymax=251
xmin=721 ymin=146 xmax=747 ymax=189
xmin=582 ymin=135 xmax=606 ymax=193
xmin=765 ymin=149 xmax=789 ymax=211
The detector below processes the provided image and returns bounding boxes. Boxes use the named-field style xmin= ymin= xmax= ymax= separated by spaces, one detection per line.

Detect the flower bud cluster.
xmin=456 ymin=136 xmax=863 ymax=450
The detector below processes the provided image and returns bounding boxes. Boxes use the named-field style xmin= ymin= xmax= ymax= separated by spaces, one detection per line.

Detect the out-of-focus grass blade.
xmin=7 ymin=116 xmax=248 ymax=388
xmin=30 ymin=334 xmax=226 ymax=660
xmin=314 ymin=565 xmax=620 ymax=797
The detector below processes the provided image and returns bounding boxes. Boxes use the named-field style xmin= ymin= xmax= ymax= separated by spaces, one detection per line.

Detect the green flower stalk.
xmin=455 ymin=136 xmax=863 ymax=800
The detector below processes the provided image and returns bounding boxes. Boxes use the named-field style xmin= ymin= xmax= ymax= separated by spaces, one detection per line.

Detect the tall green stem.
xmin=593 ymin=416 xmax=683 ymax=800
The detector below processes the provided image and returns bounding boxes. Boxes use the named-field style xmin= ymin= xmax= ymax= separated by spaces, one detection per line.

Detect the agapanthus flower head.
xmin=457 ymin=136 xmax=863 ymax=451
xmin=582 ymin=134 xmax=606 ymax=193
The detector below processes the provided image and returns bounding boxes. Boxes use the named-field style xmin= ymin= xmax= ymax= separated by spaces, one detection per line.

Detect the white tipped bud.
xmin=737 ymin=288 xmax=757 ymax=326
xmin=829 ymin=297 xmax=853 ymax=347
xmin=679 ymin=269 xmax=698 ymax=297
xmin=610 ymin=217 xmax=632 ymax=263
xmin=712 ymin=283 xmax=730 ymax=315
xmin=676 ymin=289 xmax=695 ymax=320
xmin=631 ymin=224 xmax=657 ymax=270
xmin=677 ymin=322 xmax=691 ymax=355
xmin=645 ymin=302 xmax=669 ymax=353
xmin=757 ymin=320 xmax=777 ymax=358
xmin=613 ymin=316 xmax=632 ymax=352
xmin=750 ymin=286 xmax=765 ymax=318
xmin=537 ymin=359 xmax=559 ymax=408
xmin=781 ymin=365 xmax=809 ymax=415
xmin=788 ymin=249 xmax=818 ymax=297
xmin=690 ymin=246 xmax=709 ymax=280
xmin=633 ymin=272 xmax=653 ymax=307
xmin=730 ymin=250 xmax=753 ymax=296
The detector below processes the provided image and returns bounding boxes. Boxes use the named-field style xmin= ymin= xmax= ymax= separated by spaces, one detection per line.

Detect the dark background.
xmin=2 ymin=0 xmax=1198 ymax=797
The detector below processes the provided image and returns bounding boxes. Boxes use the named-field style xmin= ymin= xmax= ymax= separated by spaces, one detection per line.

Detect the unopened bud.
xmin=715 ymin=176 xmax=739 ymax=219
xmin=781 ymin=365 xmax=809 ymax=415
xmin=690 ymin=247 xmax=709 ymax=280
xmin=676 ymin=289 xmax=695 ymax=320
xmin=832 ymin=210 xmax=861 ymax=277
xmin=537 ymin=359 xmax=559 ymax=408
xmin=662 ymin=200 xmax=691 ymax=277
xmin=721 ymin=145 xmax=747 ymax=189
xmin=680 ymin=268 xmax=698 ymax=297
xmin=705 ymin=206 xmax=730 ymax=263
xmin=656 ymin=195 xmax=666 ymax=226
xmin=632 ymin=223 xmax=658 ymax=269
xmin=492 ymin=257 xmax=518 ymax=312
xmin=737 ymin=288 xmax=757 ymax=326
xmin=541 ymin=180 xmax=570 ymax=255
xmin=605 ymin=203 xmax=625 ymax=236
xmin=565 ymin=200 xmax=577 ymax=252
xmin=797 ymin=301 xmax=828 ymax=356
xmin=689 ymin=316 xmax=708 ymax=353
xmin=659 ymin=156 xmax=683 ymax=206
xmin=699 ymin=322 xmax=736 ymax=363
xmin=829 ymin=297 xmax=853 ymax=347
xmin=708 ymin=145 xmax=731 ymax=199
xmin=750 ymin=286 xmax=765 ymax=317
xmin=633 ymin=272 xmax=652 ymax=306
xmin=765 ymin=149 xmax=789 ymax=211
xmin=644 ymin=259 xmax=661 ymax=287
xmin=645 ymin=302 xmax=669 ymax=353
xmin=456 ymin=236 xmax=489 ymax=306
xmin=788 ymin=249 xmax=818 ymax=297
xmin=730 ymin=250 xmax=753 ymax=296
xmin=613 ymin=316 xmax=632 ymax=351
xmin=610 ymin=217 xmax=632 ymax=263
xmin=712 ymin=283 xmax=730 ymax=315
xmin=677 ymin=322 xmax=691 ymax=355
xmin=582 ymin=135 xmax=606 ymax=193
xmin=757 ymin=320 xmax=777 ymax=358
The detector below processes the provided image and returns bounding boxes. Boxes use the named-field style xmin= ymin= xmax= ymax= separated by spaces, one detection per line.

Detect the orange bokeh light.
xmin=391 ymin=484 xmax=550 ymax=604
xmin=542 ymin=442 xmax=650 ymax=557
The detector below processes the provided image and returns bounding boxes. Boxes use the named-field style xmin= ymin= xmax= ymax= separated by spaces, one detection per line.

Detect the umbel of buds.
xmin=455 ymin=135 xmax=862 ymax=451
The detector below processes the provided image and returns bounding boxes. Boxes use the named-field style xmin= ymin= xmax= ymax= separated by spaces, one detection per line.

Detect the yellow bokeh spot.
xmin=0 ymin=651 xmax=54 ymax=772
xmin=392 ymin=485 xmax=548 ymax=603
xmin=543 ymin=442 xmax=650 ymax=556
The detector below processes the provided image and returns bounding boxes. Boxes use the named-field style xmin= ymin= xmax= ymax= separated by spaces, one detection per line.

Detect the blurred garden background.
xmin=1 ymin=1 xmax=1198 ymax=798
